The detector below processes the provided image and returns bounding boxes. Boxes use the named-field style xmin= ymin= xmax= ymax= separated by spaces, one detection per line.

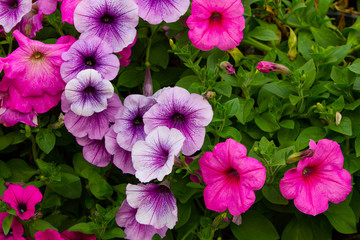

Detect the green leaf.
xmin=310 ymin=27 xmax=340 ymax=48
xmin=271 ymin=146 xmax=295 ymax=166
xmin=262 ymin=82 xmax=290 ymax=99
xmin=262 ymin=184 xmax=288 ymax=205
xmin=220 ymin=73 xmax=242 ymax=87
xmin=331 ymin=66 xmax=348 ymax=85
xmin=214 ymin=81 xmax=232 ymax=98
xmin=176 ymin=201 xmax=192 ymax=229
xmin=88 ymin=173 xmax=113 ymax=200
xmin=2 ymin=214 xmax=13 ymax=235
xmin=176 ymin=75 xmax=201 ymax=89
xmin=72 ymin=153 xmax=101 ymax=179
xmin=255 ymin=113 xmax=280 ymax=133
xmin=328 ymin=117 xmax=352 ymax=136
xmin=68 ymin=222 xmax=100 ymax=234
xmin=324 ymin=203 xmax=357 ymax=234
xmin=102 ymin=228 xmax=126 ymax=239
xmin=29 ymin=219 xmax=58 ymax=237
xmin=117 ymin=70 xmax=144 ymax=88
xmin=6 ymin=159 xmax=37 ymax=182
xmin=0 ymin=134 xmax=14 ymax=151
xmin=356 ymin=136 xmax=360 ymax=157
xmin=248 ymin=27 xmax=279 ymax=41
xmin=36 ymin=129 xmax=56 ymax=154
xmin=295 ymin=127 xmax=326 ymax=150
xmin=149 ymin=43 xmax=169 ymax=69
xmin=48 ymin=172 xmax=82 ymax=199
xmin=348 ymin=59 xmax=360 ymax=74
xmin=279 ymin=120 xmax=295 ymax=129
xmin=235 ymin=98 xmax=254 ymax=124
xmin=282 ymin=217 xmax=313 ymax=240
xmin=219 ymin=127 xmax=242 ymax=142
xmin=0 ymin=161 xmax=11 ymax=179
xmin=289 ymin=94 xmax=301 ymax=105
xmin=224 ymin=98 xmax=240 ymax=117
xmin=231 ymin=212 xmax=279 ymax=240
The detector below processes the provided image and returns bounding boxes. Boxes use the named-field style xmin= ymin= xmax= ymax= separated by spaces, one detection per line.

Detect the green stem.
xmin=7 ymin=35 xmax=13 ymax=55
xmin=242 ymin=37 xmax=273 ymax=52
xmin=145 ymin=25 xmax=162 ymax=66
xmin=29 ymin=134 xmax=38 ymax=161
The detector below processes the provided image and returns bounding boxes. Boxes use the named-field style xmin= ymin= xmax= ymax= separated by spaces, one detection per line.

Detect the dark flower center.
xmin=17 ymin=203 xmax=27 ymax=214
xmin=302 ymin=167 xmax=313 ymax=177
xmin=84 ymin=57 xmax=96 ymax=67
xmin=210 ymin=12 xmax=222 ymax=21
xmin=5 ymin=230 xmax=13 ymax=238
xmin=9 ymin=0 xmax=18 ymax=9
xmin=32 ymin=51 xmax=43 ymax=60
xmin=101 ymin=14 xmax=114 ymax=24
xmin=133 ymin=116 xmax=143 ymax=126
xmin=157 ymin=185 xmax=171 ymax=195
xmin=171 ymin=113 xmax=185 ymax=123
xmin=83 ymin=86 xmax=95 ymax=94
xmin=226 ymin=168 xmax=239 ymax=178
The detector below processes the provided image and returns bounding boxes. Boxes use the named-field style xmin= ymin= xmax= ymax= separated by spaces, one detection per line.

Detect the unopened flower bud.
xmin=143 ymin=67 xmax=153 ymax=97
xmin=287 ymin=149 xmax=315 ymax=164
xmin=232 ymin=214 xmax=242 ymax=225
xmin=49 ymin=113 xmax=65 ymax=129
xmin=202 ymin=91 xmax=215 ymax=100
xmin=220 ymin=61 xmax=236 ymax=75
xmin=169 ymin=39 xmax=176 ymax=50
xmin=335 ymin=112 xmax=342 ymax=126
xmin=212 ymin=213 xmax=227 ymax=228
xmin=256 ymin=61 xmax=291 ymax=75
xmin=316 ymin=102 xmax=325 ymax=112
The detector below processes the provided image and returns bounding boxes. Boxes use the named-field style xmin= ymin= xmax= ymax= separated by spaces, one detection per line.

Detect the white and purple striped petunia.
xmin=74 ymin=0 xmax=138 ymax=52
xmin=0 ymin=0 xmax=32 ymax=32
xmin=76 ymin=136 xmax=112 ymax=167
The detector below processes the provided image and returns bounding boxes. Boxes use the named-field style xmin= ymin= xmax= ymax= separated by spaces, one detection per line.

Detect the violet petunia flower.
xmin=34 ymin=229 xmax=64 ymax=240
xmin=135 ymin=0 xmax=190 ymax=25
xmin=280 ymin=139 xmax=352 ymax=216
xmin=61 ymin=0 xmax=82 ymax=24
xmin=2 ymin=184 xmax=43 ymax=220
xmin=132 ymin=126 xmax=185 ymax=182
xmin=61 ymin=230 xmax=96 ymax=240
xmin=0 ymin=0 xmax=31 ymax=32
xmin=0 ymin=212 xmax=25 ymax=240
xmin=61 ymin=93 xmax=122 ymax=140
xmin=61 ymin=36 xmax=120 ymax=83
xmin=114 ymin=94 xmax=155 ymax=151
xmin=105 ymin=126 xmax=135 ymax=174
xmin=76 ymin=136 xmax=112 ymax=167
xmin=187 ymin=0 xmax=245 ymax=51
xmin=199 ymin=139 xmax=266 ymax=215
xmin=17 ymin=2 xmax=44 ymax=38
xmin=143 ymin=87 xmax=213 ymax=156
xmin=126 ymin=183 xmax=177 ymax=229
xmin=116 ymin=200 xmax=167 ymax=240
xmin=74 ymin=0 xmax=138 ymax=52
xmin=0 ymin=30 xmax=73 ymax=114
xmin=64 ymin=69 xmax=114 ymax=117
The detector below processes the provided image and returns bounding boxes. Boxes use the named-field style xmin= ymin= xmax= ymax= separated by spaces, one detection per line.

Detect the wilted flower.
xmin=2 ymin=184 xmax=43 ymax=220
xmin=220 ymin=61 xmax=235 ymax=75
xmin=280 ymin=139 xmax=352 ymax=216
xmin=34 ymin=229 xmax=63 ymax=240
xmin=0 ymin=0 xmax=31 ymax=32
xmin=74 ymin=0 xmax=138 ymax=52
xmin=256 ymin=61 xmax=291 ymax=74
xmin=61 ymin=37 xmax=120 ymax=83
xmin=132 ymin=126 xmax=185 ymax=182
xmin=143 ymin=87 xmax=213 ymax=156
xmin=187 ymin=0 xmax=245 ymax=51
xmin=0 ymin=212 xmax=25 ymax=240
xmin=199 ymin=139 xmax=266 ymax=215
xmin=135 ymin=0 xmax=189 ymax=25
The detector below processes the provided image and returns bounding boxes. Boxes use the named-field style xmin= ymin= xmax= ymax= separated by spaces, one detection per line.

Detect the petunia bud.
xmin=287 ymin=27 xmax=297 ymax=60
xmin=220 ymin=61 xmax=236 ymax=75
xmin=232 ymin=214 xmax=242 ymax=225
xmin=256 ymin=61 xmax=291 ymax=75
xmin=143 ymin=67 xmax=153 ymax=97
xmin=335 ymin=112 xmax=342 ymax=126
xmin=169 ymin=39 xmax=176 ymax=51
xmin=287 ymin=149 xmax=315 ymax=164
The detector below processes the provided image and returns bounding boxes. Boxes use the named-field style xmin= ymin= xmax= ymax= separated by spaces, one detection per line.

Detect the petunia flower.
xmin=113 ymin=94 xmax=155 ymax=151
xmin=61 ymin=230 xmax=96 ymax=240
xmin=0 ymin=0 xmax=32 ymax=32
xmin=61 ymin=0 xmax=82 ymax=24
xmin=34 ymin=229 xmax=63 ymax=240
xmin=256 ymin=61 xmax=291 ymax=75
xmin=143 ymin=87 xmax=213 ymax=156
xmin=64 ymin=69 xmax=114 ymax=117
xmin=0 ymin=212 xmax=25 ymax=240
xmin=37 ymin=0 xmax=60 ymax=15
xmin=61 ymin=92 xmax=122 ymax=140
xmin=126 ymin=183 xmax=177 ymax=229
xmin=0 ymin=30 xmax=73 ymax=114
xmin=104 ymin=126 xmax=135 ymax=174
xmin=132 ymin=126 xmax=185 ymax=182
xmin=279 ymin=139 xmax=352 ymax=216
xmin=17 ymin=2 xmax=44 ymax=38
xmin=2 ymin=184 xmax=43 ymax=220
xmin=186 ymin=0 xmax=245 ymax=51
xmin=76 ymin=136 xmax=112 ymax=167
xmin=117 ymin=36 xmax=136 ymax=67
xmin=135 ymin=0 xmax=190 ymax=25
xmin=116 ymin=200 xmax=167 ymax=240
xmin=199 ymin=139 xmax=266 ymax=215
xmin=74 ymin=0 xmax=138 ymax=52
xmin=61 ymin=36 xmax=120 ymax=83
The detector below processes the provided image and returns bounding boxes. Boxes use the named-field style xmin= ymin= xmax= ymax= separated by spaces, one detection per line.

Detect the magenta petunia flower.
xmin=135 ymin=0 xmax=189 ymax=24
xmin=64 ymin=69 xmax=114 ymax=117
xmin=114 ymin=94 xmax=155 ymax=151
xmin=0 ymin=30 xmax=73 ymax=114
xmin=76 ymin=135 xmax=112 ymax=167
xmin=280 ymin=139 xmax=352 ymax=216
xmin=74 ymin=0 xmax=138 ymax=52
xmin=61 ymin=230 xmax=96 ymax=240
xmin=37 ymin=0 xmax=60 ymax=15
xmin=34 ymin=229 xmax=63 ymax=240
xmin=116 ymin=200 xmax=167 ymax=240
xmin=104 ymin=126 xmax=135 ymax=174
xmin=61 ymin=37 xmax=120 ymax=83
xmin=187 ymin=0 xmax=245 ymax=51
xmin=61 ymin=93 xmax=122 ymax=140
xmin=61 ymin=0 xmax=82 ymax=24
xmin=117 ymin=35 xmax=136 ymax=67
xmin=126 ymin=183 xmax=177 ymax=229
xmin=2 ymin=184 xmax=43 ymax=220
xmin=132 ymin=126 xmax=185 ymax=182
xmin=17 ymin=2 xmax=44 ymax=38
xmin=199 ymin=139 xmax=266 ymax=215
xmin=0 ymin=0 xmax=31 ymax=32
xmin=143 ymin=87 xmax=213 ymax=156
xmin=0 ymin=212 xmax=25 ymax=240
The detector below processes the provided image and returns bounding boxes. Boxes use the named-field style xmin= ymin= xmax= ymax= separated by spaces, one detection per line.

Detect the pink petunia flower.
xmin=187 ymin=0 xmax=245 ymax=51
xmin=0 ymin=30 xmax=73 ymax=114
xmin=280 ymin=139 xmax=352 ymax=216
xmin=61 ymin=0 xmax=82 ymax=24
xmin=2 ymin=184 xmax=43 ymax=220
xmin=34 ymin=229 xmax=63 ymax=240
xmin=61 ymin=230 xmax=96 ymax=240
xmin=199 ymin=139 xmax=266 ymax=215
xmin=37 ymin=0 xmax=61 ymax=15
xmin=117 ymin=34 xmax=136 ymax=67
xmin=0 ymin=212 xmax=25 ymax=240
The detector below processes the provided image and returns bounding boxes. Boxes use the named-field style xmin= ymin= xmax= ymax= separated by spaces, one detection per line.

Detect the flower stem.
xmin=242 ymin=37 xmax=273 ymax=52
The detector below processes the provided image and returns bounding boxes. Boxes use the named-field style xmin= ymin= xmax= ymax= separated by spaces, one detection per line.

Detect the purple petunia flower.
xmin=105 ymin=126 xmax=135 ymax=174
xmin=132 ymin=126 xmax=185 ymax=182
xmin=126 ymin=183 xmax=177 ymax=229
xmin=17 ymin=2 xmax=43 ymax=38
xmin=61 ymin=37 xmax=120 ymax=83
xmin=135 ymin=0 xmax=190 ymax=25
xmin=74 ymin=0 xmax=138 ymax=52
xmin=116 ymin=200 xmax=167 ymax=240
xmin=61 ymin=92 xmax=122 ymax=140
xmin=143 ymin=87 xmax=213 ymax=156
xmin=0 ymin=0 xmax=32 ymax=33
xmin=76 ymin=135 xmax=112 ymax=167
xmin=64 ymin=69 xmax=114 ymax=117
xmin=113 ymin=94 xmax=155 ymax=151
